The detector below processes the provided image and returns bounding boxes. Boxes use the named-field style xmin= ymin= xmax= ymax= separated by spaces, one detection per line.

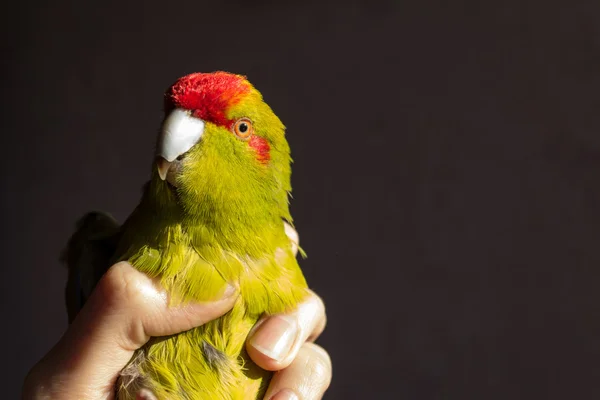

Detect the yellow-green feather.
xmin=112 ymin=82 xmax=307 ymax=399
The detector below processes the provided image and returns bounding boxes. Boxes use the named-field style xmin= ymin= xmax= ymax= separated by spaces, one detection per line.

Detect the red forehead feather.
xmin=165 ymin=72 xmax=250 ymax=127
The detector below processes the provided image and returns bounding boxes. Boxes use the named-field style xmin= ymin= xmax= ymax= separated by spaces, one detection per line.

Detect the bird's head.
xmin=153 ymin=72 xmax=291 ymax=227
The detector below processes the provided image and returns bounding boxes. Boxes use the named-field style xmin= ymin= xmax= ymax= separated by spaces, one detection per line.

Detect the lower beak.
xmin=156 ymin=157 xmax=172 ymax=181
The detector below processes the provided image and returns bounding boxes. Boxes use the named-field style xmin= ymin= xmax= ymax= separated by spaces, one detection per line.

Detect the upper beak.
xmin=156 ymin=108 xmax=205 ymax=181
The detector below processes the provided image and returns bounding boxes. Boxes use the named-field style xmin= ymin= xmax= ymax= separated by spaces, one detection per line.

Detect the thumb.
xmin=24 ymin=262 xmax=237 ymax=400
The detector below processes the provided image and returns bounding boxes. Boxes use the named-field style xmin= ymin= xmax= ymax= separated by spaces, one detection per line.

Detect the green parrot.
xmin=63 ymin=71 xmax=308 ymax=399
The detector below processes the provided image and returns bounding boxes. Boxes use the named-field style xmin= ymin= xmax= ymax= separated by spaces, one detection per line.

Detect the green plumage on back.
xmin=64 ymin=72 xmax=308 ymax=399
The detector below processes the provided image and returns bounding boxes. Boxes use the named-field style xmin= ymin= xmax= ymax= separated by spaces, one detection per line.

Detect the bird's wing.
xmin=61 ymin=211 xmax=121 ymax=323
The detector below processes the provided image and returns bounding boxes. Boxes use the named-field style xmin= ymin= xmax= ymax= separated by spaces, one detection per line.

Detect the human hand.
xmin=23 ymin=240 xmax=331 ymax=400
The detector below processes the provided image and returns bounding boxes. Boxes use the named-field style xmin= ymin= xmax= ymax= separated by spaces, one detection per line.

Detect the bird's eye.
xmin=232 ymin=118 xmax=253 ymax=140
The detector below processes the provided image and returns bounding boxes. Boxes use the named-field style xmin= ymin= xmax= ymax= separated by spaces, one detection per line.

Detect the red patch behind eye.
xmin=248 ymin=135 xmax=271 ymax=164
xmin=165 ymin=72 xmax=250 ymax=127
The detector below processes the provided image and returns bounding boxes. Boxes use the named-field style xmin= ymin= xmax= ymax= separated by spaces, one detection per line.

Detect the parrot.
xmin=62 ymin=71 xmax=309 ymax=399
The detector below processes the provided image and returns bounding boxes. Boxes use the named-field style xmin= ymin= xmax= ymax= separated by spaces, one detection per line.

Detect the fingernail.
xmin=270 ymin=389 xmax=299 ymax=400
xmin=222 ymin=284 xmax=237 ymax=298
xmin=249 ymin=315 xmax=297 ymax=362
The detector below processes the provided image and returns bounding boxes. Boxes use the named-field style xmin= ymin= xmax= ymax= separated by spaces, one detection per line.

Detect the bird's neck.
xmin=131 ymin=179 xmax=287 ymax=258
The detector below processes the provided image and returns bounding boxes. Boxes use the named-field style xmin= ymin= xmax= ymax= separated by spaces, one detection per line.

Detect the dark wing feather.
xmin=61 ymin=211 xmax=120 ymax=323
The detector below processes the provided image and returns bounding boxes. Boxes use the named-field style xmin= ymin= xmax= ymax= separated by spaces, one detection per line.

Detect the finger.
xmin=284 ymin=221 xmax=299 ymax=257
xmin=247 ymin=289 xmax=326 ymax=371
xmin=24 ymin=262 xmax=237 ymax=399
xmin=264 ymin=343 xmax=332 ymax=400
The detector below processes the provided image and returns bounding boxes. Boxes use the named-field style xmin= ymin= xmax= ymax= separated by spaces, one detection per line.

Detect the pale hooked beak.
xmin=156 ymin=108 xmax=205 ymax=181
xmin=156 ymin=158 xmax=172 ymax=181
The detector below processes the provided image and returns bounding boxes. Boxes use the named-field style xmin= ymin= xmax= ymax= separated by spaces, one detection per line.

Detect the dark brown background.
xmin=4 ymin=0 xmax=600 ymax=398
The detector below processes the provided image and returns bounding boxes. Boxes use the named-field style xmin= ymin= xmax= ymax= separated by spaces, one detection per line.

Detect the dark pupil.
xmin=239 ymin=123 xmax=248 ymax=133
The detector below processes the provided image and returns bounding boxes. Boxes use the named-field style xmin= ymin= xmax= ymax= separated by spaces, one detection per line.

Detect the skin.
xmin=23 ymin=236 xmax=331 ymax=400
